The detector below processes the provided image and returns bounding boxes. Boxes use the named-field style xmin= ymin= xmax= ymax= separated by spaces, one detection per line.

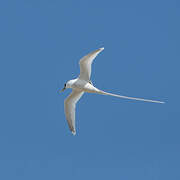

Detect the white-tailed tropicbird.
xmin=60 ymin=47 xmax=164 ymax=135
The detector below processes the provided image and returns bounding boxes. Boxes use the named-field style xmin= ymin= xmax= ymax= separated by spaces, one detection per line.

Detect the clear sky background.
xmin=0 ymin=0 xmax=179 ymax=179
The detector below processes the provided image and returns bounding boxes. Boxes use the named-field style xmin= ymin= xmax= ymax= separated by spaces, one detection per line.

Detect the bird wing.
xmin=64 ymin=90 xmax=84 ymax=135
xmin=79 ymin=47 xmax=104 ymax=81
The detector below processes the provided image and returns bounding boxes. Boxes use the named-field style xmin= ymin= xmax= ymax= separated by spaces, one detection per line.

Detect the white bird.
xmin=60 ymin=47 xmax=164 ymax=135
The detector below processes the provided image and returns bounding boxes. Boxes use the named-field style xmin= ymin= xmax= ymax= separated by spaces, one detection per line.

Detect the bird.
xmin=60 ymin=47 xmax=164 ymax=135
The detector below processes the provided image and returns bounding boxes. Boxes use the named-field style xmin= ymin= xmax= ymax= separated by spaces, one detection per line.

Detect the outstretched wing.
xmin=79 ymin=47 xmax=104 ymax=81
xmin=64 ymin=90 xmax=84 ymax=135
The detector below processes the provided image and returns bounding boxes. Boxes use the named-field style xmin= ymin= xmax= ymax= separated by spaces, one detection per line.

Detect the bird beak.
xmin=59 ymin=87 xmax=66 ymax=93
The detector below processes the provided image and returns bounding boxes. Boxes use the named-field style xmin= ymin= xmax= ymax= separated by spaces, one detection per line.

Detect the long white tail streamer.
xmin=99 ymin=91 xmax=165 ymax=104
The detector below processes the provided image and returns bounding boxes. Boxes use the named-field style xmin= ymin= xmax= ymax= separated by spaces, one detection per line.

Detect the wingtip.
xmin=99 ymin=47 xmax=104 ymax=51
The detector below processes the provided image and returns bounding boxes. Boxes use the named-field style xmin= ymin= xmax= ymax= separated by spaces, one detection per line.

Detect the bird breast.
xmin=73 ymin=79 xmax=100 ymax=93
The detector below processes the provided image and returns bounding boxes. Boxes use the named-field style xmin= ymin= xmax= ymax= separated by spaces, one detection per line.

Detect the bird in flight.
xmin=60 ymin=47 xmax=164 ymax=135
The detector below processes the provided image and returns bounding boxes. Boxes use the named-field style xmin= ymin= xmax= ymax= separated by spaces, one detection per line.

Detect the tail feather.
xmin=98 ymin=91 xmax=165 ymax=104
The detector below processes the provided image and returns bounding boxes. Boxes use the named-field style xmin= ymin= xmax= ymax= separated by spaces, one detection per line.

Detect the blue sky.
xmin=0 ymin=0 xmax=179 ymax=179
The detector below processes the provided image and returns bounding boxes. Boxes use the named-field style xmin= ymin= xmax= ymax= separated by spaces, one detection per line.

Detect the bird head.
xmin=60 ymin=83 xmax=66 ymax=92
xmin=59 ymin=79 xmax=76 ymax=93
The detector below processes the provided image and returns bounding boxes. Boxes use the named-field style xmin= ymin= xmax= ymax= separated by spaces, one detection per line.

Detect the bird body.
xmin=60 ymin=47 xmax=164 ymax=135
xmin=66 ymin=78 xmax=101 ymax=93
